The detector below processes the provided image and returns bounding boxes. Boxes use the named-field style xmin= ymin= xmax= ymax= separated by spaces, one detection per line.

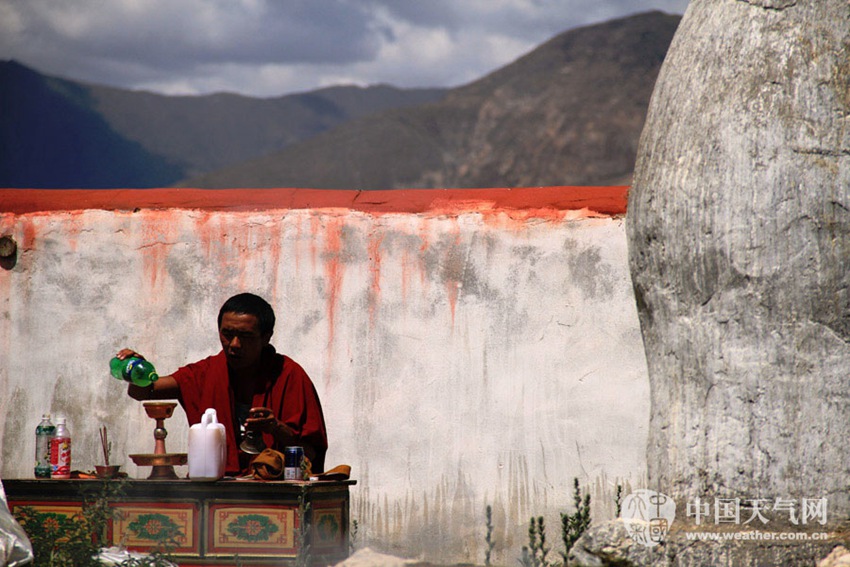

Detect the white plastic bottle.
xmin=50 ymin=417 xmax=71 ymax=479
xmin=188 ymin=408 xmax=226 ymax=481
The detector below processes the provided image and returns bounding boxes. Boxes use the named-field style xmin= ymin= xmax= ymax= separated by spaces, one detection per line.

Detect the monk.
xmin=118 ymin=292 xmax=328 ymax=475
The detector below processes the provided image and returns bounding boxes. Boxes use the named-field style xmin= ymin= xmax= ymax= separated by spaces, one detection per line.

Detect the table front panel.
xmin=112 ymin=501 xmax=198 ymax=555
xmin=208 ymin=504 xmax=297 ymax=557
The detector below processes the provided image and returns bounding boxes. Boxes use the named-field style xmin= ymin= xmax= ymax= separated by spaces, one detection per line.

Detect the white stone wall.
xmin=0 ymin=202 xmax=648 ymax=564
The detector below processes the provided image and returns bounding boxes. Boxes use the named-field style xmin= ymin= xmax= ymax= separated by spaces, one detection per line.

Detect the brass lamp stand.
xmin=129 ymin=402 xmax=188 ymax=479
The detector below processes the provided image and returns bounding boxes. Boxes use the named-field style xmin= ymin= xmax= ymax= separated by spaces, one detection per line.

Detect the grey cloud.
xmin=4 ymin=0 xmax=381 ymax=67
xmin=0 ymin=0 xmax=690 ymax=96
xmin=373 ymin=0 xmax=688 ymax=40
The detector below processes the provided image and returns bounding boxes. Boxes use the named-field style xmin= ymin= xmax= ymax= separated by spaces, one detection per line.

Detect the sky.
xmin=0 ymin=0 xmax=690 ymax=98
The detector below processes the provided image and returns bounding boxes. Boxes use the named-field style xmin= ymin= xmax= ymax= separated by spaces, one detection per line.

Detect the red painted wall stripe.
xmin=0 ymin=186 xmax=628 ymax=216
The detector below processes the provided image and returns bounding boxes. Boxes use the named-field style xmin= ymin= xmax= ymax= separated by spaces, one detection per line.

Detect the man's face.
xmin=219 ymin=312 xmax=271 ymax=370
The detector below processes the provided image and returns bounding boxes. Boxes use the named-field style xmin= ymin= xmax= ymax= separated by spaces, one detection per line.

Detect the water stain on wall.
xmin=1 ymin=387 xmax=28 ymax=472
xmin=564 ymin=240 xmax=616 ymax=300
xmin=367 ymin=229 xmax=385 ymax=329
xmin=322 ymin=216 xmax=345 ymax=387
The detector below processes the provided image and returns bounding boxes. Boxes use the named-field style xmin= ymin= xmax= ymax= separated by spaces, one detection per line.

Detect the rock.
xmin=334 ymin=548 xmax=421 ymax=567
xmin=567 ymin=519 xmax=666 ymax=567
xmin=568 ymin=521 xmax=841 ymax=566
xmin=627 ymin=0 xmax=850 ymax=512
xmin=819 ymin=546 xmax=850 ymax=567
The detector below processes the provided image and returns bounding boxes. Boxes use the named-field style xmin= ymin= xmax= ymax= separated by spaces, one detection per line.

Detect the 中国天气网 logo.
xmin=620 ymin=489 xmax=676 ymax=547
xmin=620 ymin=491 xmax=828 ymax=547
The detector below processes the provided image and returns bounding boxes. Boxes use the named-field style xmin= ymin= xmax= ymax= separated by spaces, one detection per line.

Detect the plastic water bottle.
xmin=110 ymin=356 xmax=159 ymax=387
xmin=188 ymin=408 xmax=226 ymax=481
xmin=34 ymin=414 xmax=55 ymax=478
xmin=50 ymin=417 xmax=71 ymax=479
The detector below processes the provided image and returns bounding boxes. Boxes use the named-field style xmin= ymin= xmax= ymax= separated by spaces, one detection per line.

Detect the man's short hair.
xmin=218 ymin=293 xmax=276 ymax=336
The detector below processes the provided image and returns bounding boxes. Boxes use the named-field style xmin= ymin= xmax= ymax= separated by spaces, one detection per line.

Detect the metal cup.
xmin=239 ymin=430 xmax=266 ymax=454
xmin=239 ymin=408 xmax=270 ymax=454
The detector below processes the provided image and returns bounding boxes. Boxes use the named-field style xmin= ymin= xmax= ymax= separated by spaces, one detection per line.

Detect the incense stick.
xmin=99 ymin=425 xmax=110 ymax=465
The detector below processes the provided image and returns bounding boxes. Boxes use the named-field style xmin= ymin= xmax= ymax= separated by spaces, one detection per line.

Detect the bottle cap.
xmin=56 ymin=417 xmax=66 ymax=424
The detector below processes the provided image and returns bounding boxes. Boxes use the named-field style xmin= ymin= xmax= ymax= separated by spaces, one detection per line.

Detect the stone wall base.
xmin=569 ymin=519 xmax=849 ymax=566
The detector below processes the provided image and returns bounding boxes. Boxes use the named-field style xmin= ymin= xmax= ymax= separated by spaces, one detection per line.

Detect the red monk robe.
xmin=171 ymin=346 xmax=328 ymax=475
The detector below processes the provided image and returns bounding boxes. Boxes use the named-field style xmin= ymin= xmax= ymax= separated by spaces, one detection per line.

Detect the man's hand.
xmin=244 ymin=407 xmax=276 ymax=433
xmin=116 ymin=349 xmax=180 ymax=401
xmin=245 ymin=407 xmax=296 ymax=443
xmin=116 ymin=348 xmax=145 ymax=360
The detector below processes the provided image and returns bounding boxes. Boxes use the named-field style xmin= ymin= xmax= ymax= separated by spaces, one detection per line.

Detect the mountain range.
xmin=0 ymin=11 xmax=680 ymax=190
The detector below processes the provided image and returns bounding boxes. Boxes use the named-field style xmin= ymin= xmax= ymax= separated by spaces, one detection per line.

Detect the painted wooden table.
xmin=3 ymin=478 xmax=355 ymax=566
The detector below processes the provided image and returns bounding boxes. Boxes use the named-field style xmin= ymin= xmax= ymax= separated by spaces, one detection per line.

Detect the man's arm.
xmin=117 ymin=348 xmax=181 ymax=400
xmin=128 ymin=374 xmax=180 ymax=401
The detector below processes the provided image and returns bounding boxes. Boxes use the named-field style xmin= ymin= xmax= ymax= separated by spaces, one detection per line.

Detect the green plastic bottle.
xmin=35 ymin=413 xmax=55 ymax=478
xmin=110 ymin=356 xmax=159 ymax=387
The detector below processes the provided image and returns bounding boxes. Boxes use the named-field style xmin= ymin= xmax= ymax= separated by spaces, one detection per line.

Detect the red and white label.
xmin=50 ymin=437 xmax=71 ymax=479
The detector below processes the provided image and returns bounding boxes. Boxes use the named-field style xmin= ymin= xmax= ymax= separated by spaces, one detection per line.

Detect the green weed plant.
xmin=490 ymin=477 xmax=592 ymax=567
